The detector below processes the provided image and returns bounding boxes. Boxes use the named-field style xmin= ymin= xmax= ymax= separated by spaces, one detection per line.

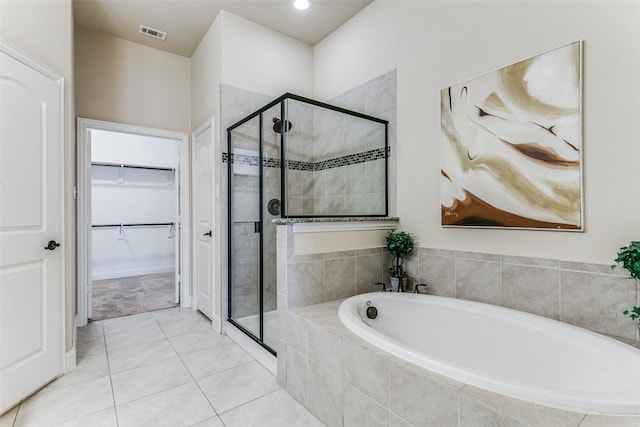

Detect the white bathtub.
xmin=338 ymin=292 xmax=640 ymax=415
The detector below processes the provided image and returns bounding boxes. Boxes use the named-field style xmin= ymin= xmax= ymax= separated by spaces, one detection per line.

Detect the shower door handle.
xmin=254 ymin=222 xmax=261 ymax=233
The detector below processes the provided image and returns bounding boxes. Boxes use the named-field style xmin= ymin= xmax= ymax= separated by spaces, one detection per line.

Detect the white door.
xmin=0 ymin=45 xmax=64 ymax=413
xmin=193 ymin=119 xmax=215 ymax=321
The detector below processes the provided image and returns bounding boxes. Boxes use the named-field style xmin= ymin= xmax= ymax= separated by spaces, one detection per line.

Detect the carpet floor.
xmin=91 ymin=273 xmax=178 ymax=321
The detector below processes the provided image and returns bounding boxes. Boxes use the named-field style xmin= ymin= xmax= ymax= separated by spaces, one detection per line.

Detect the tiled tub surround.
xmin=276 ymin=222 xmax=640 ymax=425
xmin=278 ymin=237 xmax=640 ymax=342
xmin=279 ymin=300 xmax=640 ymax=427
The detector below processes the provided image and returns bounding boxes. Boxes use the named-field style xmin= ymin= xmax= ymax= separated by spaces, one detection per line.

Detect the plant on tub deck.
xmin=386 ymin=230 xmax=414 ymax=291
xmin=611 ymin=241 xmax=640 ymax=328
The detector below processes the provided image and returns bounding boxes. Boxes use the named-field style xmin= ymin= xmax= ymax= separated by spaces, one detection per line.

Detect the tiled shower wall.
xmin=221 ymin=70 xmax=397 ymax=321
xmin=286 ymin=70 xmax=396 ymax=216
xmin=321 ymin=70 xmax=395 ymax=216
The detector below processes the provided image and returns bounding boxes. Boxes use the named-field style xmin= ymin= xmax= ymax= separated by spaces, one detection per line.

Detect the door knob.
xmin=203 ymin=231 xmax=212 ymax=237
xmin=44 ymin=240 xmax=61 ymax=250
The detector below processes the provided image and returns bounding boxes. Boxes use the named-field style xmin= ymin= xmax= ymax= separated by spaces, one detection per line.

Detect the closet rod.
xmin=92 ymin=222 xmax=175 ymax=228
xmin=91 ymin=161 xmax=175 ymax=172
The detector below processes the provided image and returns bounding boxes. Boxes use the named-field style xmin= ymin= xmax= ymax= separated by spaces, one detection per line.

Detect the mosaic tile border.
xmin=222 ymin=147 xmax=387 ymax=172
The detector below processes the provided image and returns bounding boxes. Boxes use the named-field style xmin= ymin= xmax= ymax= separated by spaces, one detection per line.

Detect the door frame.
xmin=191 ymin=117 xmax=220 ymax=331
xmin=76 ymin=118 xmax=190 ymax=326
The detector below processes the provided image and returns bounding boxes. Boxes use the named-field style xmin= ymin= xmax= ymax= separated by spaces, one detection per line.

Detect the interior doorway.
xmin=77 ymin=118 xmax=190 ymax=326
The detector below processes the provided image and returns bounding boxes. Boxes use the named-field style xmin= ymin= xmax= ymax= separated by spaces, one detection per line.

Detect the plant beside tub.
xmin=611 ymin=241 xmax=640 ymax=334
xmin=386 ymin=230 xmax=414 ymax=292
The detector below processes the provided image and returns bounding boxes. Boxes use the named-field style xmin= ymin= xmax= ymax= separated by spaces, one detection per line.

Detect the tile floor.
xmin=0 ymin=308 xmax=325 ymax=427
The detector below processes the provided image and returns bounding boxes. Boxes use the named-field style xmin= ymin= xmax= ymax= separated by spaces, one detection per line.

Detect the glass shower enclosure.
xmin=227 ymin=93 xmax=388 ymax=354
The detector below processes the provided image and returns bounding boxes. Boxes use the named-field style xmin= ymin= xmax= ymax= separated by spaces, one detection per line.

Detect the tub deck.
xmin=278 ymin=298 xmax=640 ymax=427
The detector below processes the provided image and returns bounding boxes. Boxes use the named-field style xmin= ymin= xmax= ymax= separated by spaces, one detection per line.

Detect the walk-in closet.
xmin=89 ymin=129 xmax=179 ymax=320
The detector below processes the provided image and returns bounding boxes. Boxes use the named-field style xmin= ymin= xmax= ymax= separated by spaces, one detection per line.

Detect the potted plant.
xmin=386 ymin=230 xmax=414 ymax=292
xmin=611 ymin=241 xmax=640 ymax=333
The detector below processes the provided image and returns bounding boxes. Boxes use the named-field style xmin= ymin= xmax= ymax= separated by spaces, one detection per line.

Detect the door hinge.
xmin=74 ymin=186 xmax=78 ymax=200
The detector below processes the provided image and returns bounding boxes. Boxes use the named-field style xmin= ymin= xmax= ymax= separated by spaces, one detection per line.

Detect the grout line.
xmin=10 ymin=402 xmax=20 ymax=427
xmin=216 ymin=388 xmax=282 ymax=420
xmin=164 ymin=322 xmax=263 ymax=419
xmin=99 ymin=321 xmax=120 ymax=427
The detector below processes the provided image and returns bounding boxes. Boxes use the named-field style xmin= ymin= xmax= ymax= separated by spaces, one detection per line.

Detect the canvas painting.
xmin=440 ymin=41 xmax=582 ymax=230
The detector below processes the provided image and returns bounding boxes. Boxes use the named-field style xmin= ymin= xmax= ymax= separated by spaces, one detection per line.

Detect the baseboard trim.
xmin=65 ymin=348 xmax=76 ymax=372
xmin=66 ymin=314 xmax=77 ymax=372
xmin=211 ymin=314 xmax=221 ymax=333
xmin=92 ymin=267 xmax=175 ymax=281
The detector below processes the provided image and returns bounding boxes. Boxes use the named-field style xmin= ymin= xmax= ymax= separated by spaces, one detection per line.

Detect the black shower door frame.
xmin=227 ymin=92 xmax=389 ymax=355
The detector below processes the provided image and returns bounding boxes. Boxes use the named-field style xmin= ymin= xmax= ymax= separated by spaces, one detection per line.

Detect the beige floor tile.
xmin=53 ymin=407 xmax=117 ymax=427
xmin=151 ymin=307 xmax=200 ymax=324
xmin=181 ymin=341 xmax=254 ymax=379
xmin=108 ymin=338 xmax=177 ymax=374
xmin=76 ymin=334 xmax=107 ymax=358
xmin=45 ymin=351 xmax=109 ymax=391
xmin=169 ymin=329 xmax=231 ymax=357
xmin=188 ymin=416 xmax=225 ymax=427
xmin=104 ymin=322 xmax=166 ymax=352
xmin=219 ymin=389 xmax=324 ymax=427
xmin=198 ymin=361 xmax=279 ymax=413
xmin=10 ymin=309 xmax=300 ymax=427
xmin=157 ymin=313 xmax=212 ymax=338
xmin=110 ymin=357 xmax=193 ymax=405
xmin=116 ymin=383 xmax=216 ymax=427
xmin=14 ymin=376 xmax=113 ymax=427
xmin=77 ymin=320 xmax=104 ymax=339
xmin=102 ymin=312 xmax=156 ymax=336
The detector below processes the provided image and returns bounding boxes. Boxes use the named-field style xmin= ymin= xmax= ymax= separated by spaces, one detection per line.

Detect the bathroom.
xmin=218 ymin=3 xmax=639 ymax=425
xmin=2 ymin=0 xmax=639 ymax=425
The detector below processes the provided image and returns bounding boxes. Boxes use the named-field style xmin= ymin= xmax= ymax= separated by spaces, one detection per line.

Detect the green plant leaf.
xmin=613 ymin=241 xmax=640 ymax=280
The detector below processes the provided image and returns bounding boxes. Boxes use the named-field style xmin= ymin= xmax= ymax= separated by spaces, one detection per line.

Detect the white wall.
xmin=1 ymin=0 xmax=76 ymax=352
xmin=219 ymin=11 xmax=313 ymax=98
xmin=91 ymin=130 xmax=178 ymax=168
xmin=313 ymin=0 xmax=640 ymax=265
xmin=191 ymin=16 xmax=223 ymax=130
xmin=75 ymin=27 xmax=191 ymax=133
xmin=90 ymin=131 xmax=177 ymax=280
xmin=190 ymin=10 xmax=314 ymax=321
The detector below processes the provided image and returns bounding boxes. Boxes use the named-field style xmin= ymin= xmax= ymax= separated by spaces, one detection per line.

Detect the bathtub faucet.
xmin=374 ymin=282 xmax=387 ymax=292
xmin=414 ymin=283 xmax=428 ymax=294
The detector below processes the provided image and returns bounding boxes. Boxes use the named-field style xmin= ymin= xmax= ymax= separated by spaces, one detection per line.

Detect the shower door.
xmin=228 ymin=106 xmax=281 ymax=354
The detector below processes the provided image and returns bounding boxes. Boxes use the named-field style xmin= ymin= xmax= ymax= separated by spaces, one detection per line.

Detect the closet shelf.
xmin=92 ymin=222 xmax=175 ymax=228
xmin=91 ymin=161 xmax=175 ymax=172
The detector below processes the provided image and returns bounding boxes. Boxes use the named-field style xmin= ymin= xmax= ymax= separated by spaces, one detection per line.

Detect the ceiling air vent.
xmin=138 ymin=25 xmax=167 ymax=41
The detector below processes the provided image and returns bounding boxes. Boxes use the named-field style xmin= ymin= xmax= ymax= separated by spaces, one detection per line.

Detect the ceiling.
xmin=73 ymin=0 xmax=373 ymax=57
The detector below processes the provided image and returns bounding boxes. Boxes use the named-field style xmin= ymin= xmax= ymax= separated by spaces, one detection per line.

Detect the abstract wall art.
xmin=440 ymin=41 xmax=583 ymax=230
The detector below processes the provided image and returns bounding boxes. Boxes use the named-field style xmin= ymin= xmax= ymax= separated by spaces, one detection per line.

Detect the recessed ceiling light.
xmin=293 ymin=0 xmax=310 ymax=11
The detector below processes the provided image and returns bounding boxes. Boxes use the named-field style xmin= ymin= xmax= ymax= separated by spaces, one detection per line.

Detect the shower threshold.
xmin=226 ymin=312 xmax=278 ymax=375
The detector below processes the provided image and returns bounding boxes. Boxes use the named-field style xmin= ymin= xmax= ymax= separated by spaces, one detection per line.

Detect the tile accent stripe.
xmin=222 ymin=147 xmax=387 ymax=171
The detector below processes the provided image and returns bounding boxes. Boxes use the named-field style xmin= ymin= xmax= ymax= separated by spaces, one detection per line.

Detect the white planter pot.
xmin=390 ymin=277 xmax=406 ymax=292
